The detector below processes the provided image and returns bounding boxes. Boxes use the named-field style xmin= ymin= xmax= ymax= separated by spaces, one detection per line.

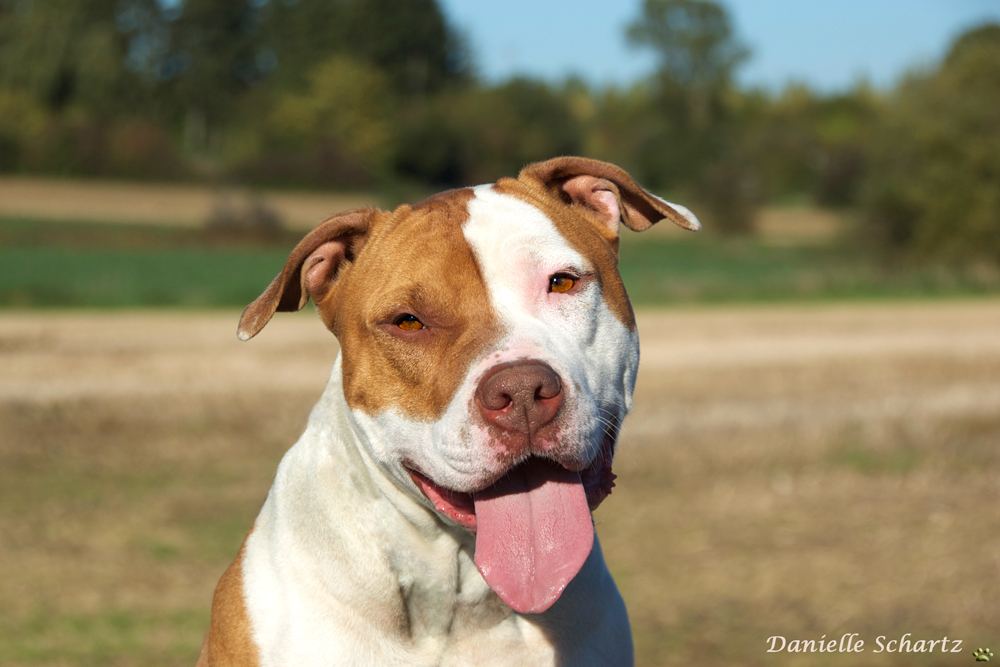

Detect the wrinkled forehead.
xmin=351 ymin=179 xmax=630 ymax=330
xmin=366 ymin=183 xmax=585 ymax=287
xmin=352 ymin=189 xmax=482 ymax=305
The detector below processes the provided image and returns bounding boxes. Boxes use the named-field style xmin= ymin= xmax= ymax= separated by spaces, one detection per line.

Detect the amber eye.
xmin=395 ymin=314 xmax=424 ymax=331
xmin=549 ymin=274 xmax=576 ymax=293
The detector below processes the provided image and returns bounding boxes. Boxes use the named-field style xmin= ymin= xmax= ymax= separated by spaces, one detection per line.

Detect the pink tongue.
xmin=473 ymin=458 xmax=594 ymax=614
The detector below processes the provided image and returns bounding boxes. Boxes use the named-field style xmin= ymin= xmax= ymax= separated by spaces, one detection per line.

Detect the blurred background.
xmin=1 ymin=0 xmax=999 ymax=665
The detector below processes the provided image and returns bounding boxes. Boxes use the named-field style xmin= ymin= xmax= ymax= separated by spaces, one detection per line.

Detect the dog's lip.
xmin=407 ymin=467 xmax=478 ymax=531
xmin=406 ymin=425 xmax=619 ymax=530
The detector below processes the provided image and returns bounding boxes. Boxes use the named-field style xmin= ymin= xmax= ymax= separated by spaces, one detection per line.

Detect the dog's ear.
xmin=237 ymin=208 xmax=377 ymax=341
xmin=519 ymin=156 xmax=701 ymax=234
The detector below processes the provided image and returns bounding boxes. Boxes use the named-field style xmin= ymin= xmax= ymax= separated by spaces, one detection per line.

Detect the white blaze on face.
xmin=460 ymin=184 xmax=640 ymax=463
xmin=459 ymin=185 xmax=641 ymax=614
xmin=465 ymin=186 xmax=590 ymax=346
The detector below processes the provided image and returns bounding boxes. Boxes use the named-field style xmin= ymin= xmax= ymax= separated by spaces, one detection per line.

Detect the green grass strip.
xmin=0 ymin=246 xmax=289 ymax=308
xmin=2 ymin=217 xmax=999 ymax=307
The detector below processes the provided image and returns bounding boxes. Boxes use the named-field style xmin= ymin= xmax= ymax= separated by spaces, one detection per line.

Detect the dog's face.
xmin=239 ymin=157 xmax=699 ymax=614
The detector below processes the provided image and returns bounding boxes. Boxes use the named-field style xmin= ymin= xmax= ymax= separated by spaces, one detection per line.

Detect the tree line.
xmin=1 ymin=0 xmax=998 ymax=264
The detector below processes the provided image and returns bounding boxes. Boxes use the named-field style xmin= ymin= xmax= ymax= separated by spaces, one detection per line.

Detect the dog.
xmin=197 ymin=157 xmax=700 ymax=666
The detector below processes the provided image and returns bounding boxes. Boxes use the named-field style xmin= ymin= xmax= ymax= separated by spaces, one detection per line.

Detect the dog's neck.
xmin=295 ymin=355 xmax=512 ymax=641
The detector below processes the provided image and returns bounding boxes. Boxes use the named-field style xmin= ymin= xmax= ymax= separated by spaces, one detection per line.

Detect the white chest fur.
xmin=238 ymin=359 xmax=631 ymax=667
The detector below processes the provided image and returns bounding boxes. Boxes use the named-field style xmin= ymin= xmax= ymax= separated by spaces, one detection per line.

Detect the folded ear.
xmin=237 ymin=208 xmax=377 ymax=341
xmin=519 ymin=156 xmax=701 ymax=233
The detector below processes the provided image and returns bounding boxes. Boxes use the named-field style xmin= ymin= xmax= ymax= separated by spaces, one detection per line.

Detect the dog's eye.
xmin=395 ymin=314 xmax=424 ymax=331
xmin=549 ymin=274 xmax=576 ymax=293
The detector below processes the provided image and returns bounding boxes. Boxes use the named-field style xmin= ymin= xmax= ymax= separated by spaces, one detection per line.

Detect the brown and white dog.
xmin=197 ymin=157 xmax=700 ymax=666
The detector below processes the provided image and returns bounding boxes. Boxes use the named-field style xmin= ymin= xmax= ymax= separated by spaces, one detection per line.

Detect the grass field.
xmin=2 ymin=303 xmax=999 ymax=666
xmin=4 ymin=216 xmax=1000 ymax=308
xmin=1 ymin=174 xmax=997 ymax=308
xmin=2 ymin=178 xmax=999 ymax=665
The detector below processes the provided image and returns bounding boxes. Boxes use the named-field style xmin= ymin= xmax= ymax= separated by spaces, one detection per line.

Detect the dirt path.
xmin=631 ymin=301 xmax=1000 ymax=432
xmin=3 ymin=300 xmax=998 ymax=412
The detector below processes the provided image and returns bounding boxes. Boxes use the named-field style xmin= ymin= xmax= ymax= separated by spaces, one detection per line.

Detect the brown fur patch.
xmin=197 ymin=535 xmax=260 ymax=667
xmin=320 ymin=188 xmax=503 ymax=420
xmin=492 ymin=176 xmax=638 ymax=332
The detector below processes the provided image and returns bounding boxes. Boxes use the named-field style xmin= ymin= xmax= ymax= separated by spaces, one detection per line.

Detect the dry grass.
xmin=0 ymin=175 xmax=848 ymax=242
xmin=754 ymin=206 xmax=845 ymax=244
xmin=633 ymin=204 xmax=847 ymax=242
xmin=2 ymin=302 xmax=999 ymax=666
xmin=0 ymin=176 xmax=382 ymax=231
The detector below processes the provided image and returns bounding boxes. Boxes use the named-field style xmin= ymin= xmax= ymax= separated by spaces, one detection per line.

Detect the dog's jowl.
xmin=197 ymin=157 xmax=700 ymax=667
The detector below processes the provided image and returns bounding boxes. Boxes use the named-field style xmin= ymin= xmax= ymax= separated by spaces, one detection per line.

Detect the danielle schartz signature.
xmin=766 ymin=633 xmax=964 ymax=654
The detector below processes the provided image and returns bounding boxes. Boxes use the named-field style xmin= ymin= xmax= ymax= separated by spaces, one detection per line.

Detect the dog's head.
xmin=239 ymin=157 xmax=699 ymax=613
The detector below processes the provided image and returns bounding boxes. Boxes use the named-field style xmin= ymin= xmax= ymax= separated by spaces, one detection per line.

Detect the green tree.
xmin=338 ymin=0 xmax=470 ymax=94
xmin=145 ymin=0 xmax=269 ymax=150
xmin=118 ymin=0 xmax=467 ymax=159
xmin=266 ymin=55 xmax=393 ymax=182
xmin=625 ymin=0 xmax=755 ymax=232
xmin=0 ymin=0 xmax=131 ymax=114
xmin=260 ymin=0 xmax=470 ymax=95
xmin=626 ymin=0 xmax=747 ymax=105
xmin=459 ymin=78 xmax=581 ymax=184
xmin=584 ymin=82 xmax=664 ymax=183
xmin=393 ymin=78 xmax=581 ymax=187
xmin=737 ymin=82 xmax=877 ymax=206
xmin=0 ymin=0 xmax=189 ymax=176
xmin=863 ymin=23 xmax=1000 ymax=264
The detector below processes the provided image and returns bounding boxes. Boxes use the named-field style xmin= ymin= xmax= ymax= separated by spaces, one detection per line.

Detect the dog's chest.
xmin=239 ymin=417 xmax=560 ymax=667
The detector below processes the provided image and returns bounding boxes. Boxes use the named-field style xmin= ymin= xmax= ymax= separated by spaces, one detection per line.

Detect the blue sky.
xmin=438 ymin=0 xmax=1000 ymax=92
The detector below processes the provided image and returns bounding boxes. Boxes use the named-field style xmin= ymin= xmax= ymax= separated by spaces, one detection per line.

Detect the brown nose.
xmin=476 ymin=361 xmax=563 ymax=436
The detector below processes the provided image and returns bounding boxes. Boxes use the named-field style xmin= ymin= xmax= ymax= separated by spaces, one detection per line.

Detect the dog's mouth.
xmin=405 ymin=427 xmax=618 ymax=531
xmin=404 ymin=427 xmax=618 ymax=615
xmin=407 ymin=467 xmax=479 ymax=529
